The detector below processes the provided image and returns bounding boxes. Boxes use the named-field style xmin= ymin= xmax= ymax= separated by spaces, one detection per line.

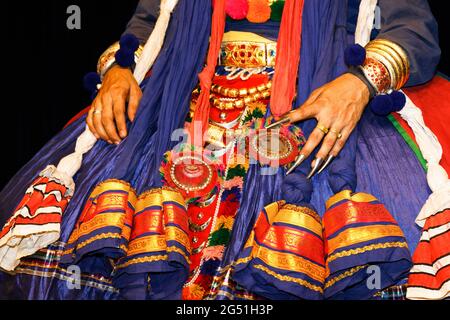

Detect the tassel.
xmin=134 ymin=0 xmax=179 ymax=83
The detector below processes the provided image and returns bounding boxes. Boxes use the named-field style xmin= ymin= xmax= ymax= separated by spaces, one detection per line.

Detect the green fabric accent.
xmin=437 ymin=72 xmax=449 ymax=81
xmin=270 ymin=1 xmax=285 ymax=22
xmin=243 ymin=108 xmax=265 ymax=124
xmin=387 ymin=114 xmax=428 ymax=172
xmin=227 ymin=165 xmax=247 ymax=180
xmin=209 ymin=227 xmax=231 ymax=246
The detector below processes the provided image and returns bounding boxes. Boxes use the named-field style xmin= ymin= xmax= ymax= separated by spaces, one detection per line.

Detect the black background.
xmin=1 ymin=0 xmax=449 ymax=188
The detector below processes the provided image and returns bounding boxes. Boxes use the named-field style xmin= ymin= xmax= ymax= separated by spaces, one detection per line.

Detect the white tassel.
xmin=398 ymin=95 xmax=450 ymax=227
xmin=355 ymin=0 xmax=378 ymax=46
xmin=134 ymin=0 xmax=179 ymax=84
xmin=53 ymin=125 xmax=97 ymax=189
xmin=54 ymin=0 xmax=179 ymax=189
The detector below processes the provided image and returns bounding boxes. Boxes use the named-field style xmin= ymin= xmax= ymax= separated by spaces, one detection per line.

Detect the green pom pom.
xmin=270 ymin=1 xmax=285 ymax=22
xmin=227 ymin=165 xmax=247 ymax=180
xmin=209 ymin=227 xmax=231 ymax=246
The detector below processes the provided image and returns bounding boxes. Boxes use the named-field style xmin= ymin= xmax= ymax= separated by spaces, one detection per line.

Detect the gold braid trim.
xmin=116 ymin=255 xmax=168 ymax=269
xmin=167 ymin=246 xmax=191 ymax=264
xmin=62 ymin=233 xmax=122 ymax=256
xmin=282 ymin=204 xmax=322 ymax=224
xmin=234 ymin=256 xmax=252 ymax=266
xmin=115 ymin=246 xmax=190 ymax=270
xmin=327 ymin=241 xmax=408 ymax=264
xmin=324 ymin=265 xmax=367 ymax=289
xmin=253 ymin=264 xmax=323 ymax=293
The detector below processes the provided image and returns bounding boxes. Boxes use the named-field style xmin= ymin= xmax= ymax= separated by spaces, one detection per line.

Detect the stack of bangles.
xmin=361 ymin=39 xmax=410 ymax=95
xmin=97 ymin=41 xmax=144 ymax=79
xmin=346 ymin=39 xmax=410 ymax=112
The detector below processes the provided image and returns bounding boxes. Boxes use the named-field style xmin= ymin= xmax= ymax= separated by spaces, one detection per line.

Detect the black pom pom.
xmin=119 ymin=34 xmax=140 ymax=52
xmin=115 ymin=48 xmax=135 ymax=68
xmin=344 ymin=44 xmax=366 ymax=66
xmin=369 ymin=94 xmax=394 ymax=116
xmin=83 ymin=72 xmax=101 ymax=93
xmin=390 ymin=91 xmax=407 ymax=112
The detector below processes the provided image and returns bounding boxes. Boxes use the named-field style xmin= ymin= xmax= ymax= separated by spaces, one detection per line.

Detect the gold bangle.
xmin=371 ymin=39 xmax=410 ymax=71
xmin=369 ymin=39 xmax=410 ymax=88
xmin=367 ymin=44 xmax=407 ymax=90
xmin=365 ymin=51 xmax=396 ymax=93
xmin=367 ymin=42 xmax=409 ymax=89
xmin=96 ymin=42 xmax=144 ymax=79
xmin=366 ymin=48 xmax=401 ymax=90
xmin=359 ymin=57 xmax=391 ymax=94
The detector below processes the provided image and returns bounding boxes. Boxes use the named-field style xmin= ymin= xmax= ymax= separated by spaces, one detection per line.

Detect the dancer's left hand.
xmin=287 ymin=73 xmax=370 ymax=163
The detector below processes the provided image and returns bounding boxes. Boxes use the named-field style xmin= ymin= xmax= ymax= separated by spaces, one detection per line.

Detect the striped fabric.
xmin=323 ymin=191 xmax=412 ymax=299
xmin=233 ymin=201 xmax=326 ymax=300
xmin=0 ymin=168 xmax=72 ymax=271
xmin=60 ymin=179 xmax=136 ymax=275
xmin=407 ymin=208 xmax=450 ymax=300
xmin=113 ymin=187 xmax=191 ymax=299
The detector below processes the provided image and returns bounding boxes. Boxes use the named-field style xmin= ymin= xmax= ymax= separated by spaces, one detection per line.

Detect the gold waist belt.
xmin=219 ymin=41 xmax=277 ymax=68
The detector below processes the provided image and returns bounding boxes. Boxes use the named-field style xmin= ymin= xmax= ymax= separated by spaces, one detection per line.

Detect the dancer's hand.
xmin=286 ymin=73 xmax=370 ymax=174
xmin=86 ymin=65 xmax=142 ymax=144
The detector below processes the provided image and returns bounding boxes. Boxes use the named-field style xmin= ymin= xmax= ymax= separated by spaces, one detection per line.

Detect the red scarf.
xmin=190 ymin=0 xmax=305 ymax=144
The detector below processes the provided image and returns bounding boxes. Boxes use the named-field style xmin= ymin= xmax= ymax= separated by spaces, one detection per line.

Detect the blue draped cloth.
xmin=0 ymin=0 xmax=429 ymax=300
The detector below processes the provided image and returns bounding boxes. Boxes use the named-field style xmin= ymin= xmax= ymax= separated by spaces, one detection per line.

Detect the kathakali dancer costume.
xmin=0 ymin=0 xmax=449 ymax=300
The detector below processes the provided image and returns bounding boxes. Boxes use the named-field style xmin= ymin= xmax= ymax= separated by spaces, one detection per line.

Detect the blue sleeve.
xmin=377 ymin=0 xmax=441 ymax=86
xmin=123 ymin=0 xmax=160 ymax=43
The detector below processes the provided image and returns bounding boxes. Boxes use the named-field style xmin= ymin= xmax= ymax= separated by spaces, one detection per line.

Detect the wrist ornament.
xmin=344 ymin=39 xmax=410 ymax=116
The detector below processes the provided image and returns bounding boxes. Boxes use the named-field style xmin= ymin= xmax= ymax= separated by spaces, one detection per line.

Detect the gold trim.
xmin=327 ymin=225 xmax=405 ymax=255
xmin=327 ymin=241 xmax=408 ymax=264
xmin=68 ymin=212 xmax=126 ymax=245
xmin=275 ymin=207 xmax=323 ymax=237
xmin=62 ymin=232 xmax=122 ymax=255
xmin=325 ymin=190 xmax=378 ymax=211
xmin=254 ymin=264 xmax=323 ymax=293
xmin=116 ymin=254 xmax=168 ymax=269
xmin=89 ymin=179 xmax=137 ymax=201
xmin=324 ymin=265 xmax=367 ymax=289
xmin=243 ymin=243 xmax=325 ymax=283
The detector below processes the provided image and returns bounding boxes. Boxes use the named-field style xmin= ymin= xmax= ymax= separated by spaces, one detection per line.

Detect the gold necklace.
xmin=210 ymin=89 xmax=271 ymax=110
xmin=211 ymin=81 xmax=272 ymax=98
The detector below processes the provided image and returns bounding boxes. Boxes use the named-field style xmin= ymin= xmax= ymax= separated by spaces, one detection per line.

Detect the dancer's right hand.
xmin=86 ymin=65 xmax=143 ymax=144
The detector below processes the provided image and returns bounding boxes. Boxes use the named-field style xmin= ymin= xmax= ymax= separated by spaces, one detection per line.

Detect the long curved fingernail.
xmin=317 ymin=155 xmax=335 ymax=175
xmin=307 ymin=157 xmax=324 ymax=179
xmin=286 ymin=154 xmax=306 ymax=175
xmin=265 ymin=116 xmax=291 ymax=129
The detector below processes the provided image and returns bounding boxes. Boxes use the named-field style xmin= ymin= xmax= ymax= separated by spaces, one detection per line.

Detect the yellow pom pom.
xmin=182 ymin=284 xmax=205 ymax=300
xmin=247 ymin=0 xmax=272 ymax=23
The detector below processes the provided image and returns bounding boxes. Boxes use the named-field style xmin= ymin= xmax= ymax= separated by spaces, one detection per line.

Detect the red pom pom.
xmin=226 ymin=0 xmax=249 ymax=20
